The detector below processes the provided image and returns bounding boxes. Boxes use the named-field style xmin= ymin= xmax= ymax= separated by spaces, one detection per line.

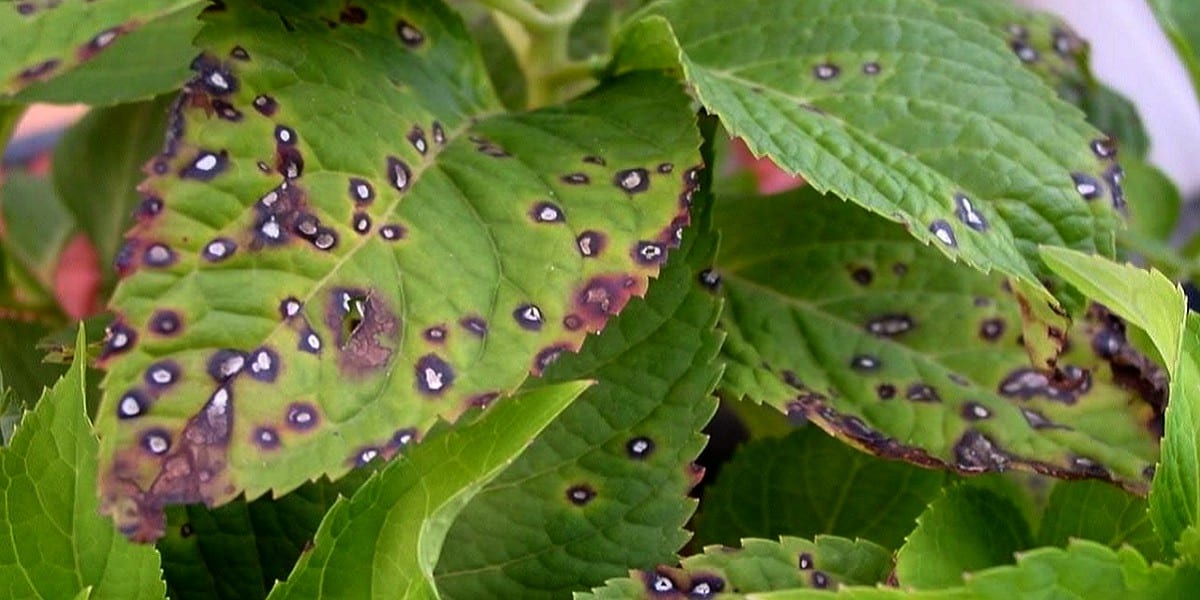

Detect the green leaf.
xmin=1038 ymin=480 xmax=1161 ymax=561
xmin=718 ymin=188 xmax=1161 ymax=491
xmin=53 ymin=96 xmax=173 ymax=282
xmin=617 ymin=0 xmax=1122 ymax=305
xmin=266 ymin=379 xmax=590 ymax=599
xmin=1038 ymin=249 xmax=1195 ymax=556
xmin=95 ymin=0 xmax=701 ymax=540
xmin=751 ymin=540 xmax=1200 ymax=600
xmin=0 ymin=318 xmax=67 ymax=408
xmin=1 ymin=170 xmax=75 ymax=311
xmin=1124 ymin=159 xmax=1182 ymax=243
xmin=694 ymin=426 xmax=946 ymax=551
xmin=1081 ymin=85 xmax=1151 ymax=161
xmin=577 ymin=536 xmax=892 ymax=599
xmin=157 ymin=470 xmax=372 ymax=600
xmin=436 ymin=173 xmax=722 ymax=597
xmin=0 ymin=326 xmax=167 ymax=599
xmin=1150 ymin=0 xmax=1200 ymax=106
xmin=896 ymin=484 xmax=1032 ymax=588
xmin=0 ymin=1 xmax=203 ymax=105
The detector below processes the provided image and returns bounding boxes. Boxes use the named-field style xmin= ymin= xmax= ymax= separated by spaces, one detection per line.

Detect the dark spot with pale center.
xmin=137 ymin=195 xmax=163 ymax=219
xmin=423 ymin=325 xmax=447 ymax=343
xmin=955 ymin=193 xmax=987 ymax=231
xmin=876 ymin=383 xmax=896 ymax=400
xmin=688 ymin=575 xmax=724 ymax=598
xmin=813 ymin=63 xmax=839 ymax=80
xmin=149 ymin=310 xmax=183 ymax=336
xmin=248 ymin=347 xmax=279 ymax=382
xmin=614 ymin=168 xmax=650 ymax=193
xmin=930 ymin=220 xmax=957 ymax=247
xmin=954 ymin=429 xmax=1008 ymax=472
xmin=415 ymin=354 xmax=454 ymax=395
xmin=657 ymin=162 xmax=674 ymax=174
xmin=566 ymin=484 xmax=595 ymax=506
xmin=352 ymin=212 xmax=372 ymax=234
xmin=698 ymin=269 xmax=721 ymax=290
xmin=211 ymin=99 xmax=243 ymax=122
xmin=1071 ymin=173 xmax=1101 ymax=200
xmin=143 ymin=243 xmax=177 ymax=268
xmin=626 ymin=437 xmax=654 ymax=459
xmin=561 ymin=173 xmax=589 ymax=185
xmin=229 ymin=46 xmax=250 ymax=60
xmin=354 ymin=447 xmax=382 ymax=467
xmin=348 ymin=177 xmax=375 ymax=205
xmin=396 ymin=19 xmax=425 ymax=47
xmin=513 ymin=304 xmax=544 ymax=330
xmin=206 ymin=349 xmax=247 ymax=382
xmin=633 ymin=241 xmax=667 ymax=266
xmin=386 ymin=156 xmax=411 ymax=191
xmin=1010 ymin=39 xmax=1039 ymax=63
xmin=460 ymin=316 xmax=488 ymax=336
xmin=102 ymin=320 xmax=137 ymax=359
xmin=253 ymin=426 xmax=281 ymax=450
xmin=202 ymin=238 xmax=237 ymax=262
xmin=407 ymin=125 xmax=428 ymax=155
xmin=863 ymin=61 xmax=881 ymax=75
xmin=980 ymin=318 xmax=1005 ymax=341
xmin=1105 ymin=165 xmax=1126 ymax=210
xmin=1020 ymin=408 xmax=1063 ymax=430
xmin=325 ymin=288 xmax=398 ymax=375
xmin=379 ymin=224 xmax=406 ymax=241
xmin=200 ymin=65 xmax=237 ymax=95
xmin=298 ymin=328 xmax=322 ymax=354
xmin=1071 ymin=456 xmax=1110 ymax=478
xmin=530 ymin=201 xmax=565 ymax=223
xmin=532 ymin=344 xmax=569 ymax=376
xmin=572 ymin=274 xmax=640 ymax=331
xmin=141 ymin=429 xmax=172 ymax=456
xmin=851 ymin=267 xmax=873 ymax=285
xmin=117 ymin=390 xmax=150 ymax=419
xmin=277 ymin=145 xmax=304 ymax=180
xmin=144 ymin=362 xmax=180 ymax=389
xmin=962 ymin=402 xmax=991 ymax=421
xmin=285 ymin=403 xmax=319 ymax=431
xmin=19 ymin=59 xmax=59 ymax=80
xmin=563 ymin=314 xmax=584 ymax=331
xmin=866 ymin=314 xmax=913 ymax=337
xmin=576 ymin=231 xmax=606 ymax=258
xmin=180 ymin=150 xmax=228 ymax=181
xmin=1091 ymin=137 xmax=1117 ymax=159
xmin=279 ymin=297 xmax=302 ymax=320
xmin=811 ymin=571 xmax=830 ymax=589
xmin=253 ymin=95 xmax=277 ymax=116
xmin=906 ymin=383 xmax=941 ymax=403
xmin=799 ymin=553 xmax=814 ymax=570
xmin=850 ymin=355 xmax=880 ymax=371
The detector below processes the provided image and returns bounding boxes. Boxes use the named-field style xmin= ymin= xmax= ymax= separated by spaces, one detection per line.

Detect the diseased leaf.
xmin=896 ymin=484 xmax=1033 ymax=588
xmin=53 ymin=96 xmax=173 ymax=282
xmin=577 ymin=536 xmax=891 ymax=599
xmin=718 ymin=189 xmax=1161 ymax=491
xmin=95 ymin=0 xmax=701 ymax=541
xmin=1039 ymin=249 xmax=1194 ymax=556
xmin=694 ymin=426 xmax=946 ymax=551
xmin=157 ymin=470 xmax=372 ymax=600
xmin=0 ymin=1 xmax=203 ymax=105
xmin=436 ymin=171 xmax=722 ymax=597
xmin=751 ymin=540 xmax=1200 ymax=600
xmin=266 ymin=380 xmax=590 ymax=599
xmin=0 ymin=327 xmax=167 ymax=600
xmin=1038 ymin=480 xmax=1161 ymax=561
xmin=616 ymin=0 xmax=1122 ymax=310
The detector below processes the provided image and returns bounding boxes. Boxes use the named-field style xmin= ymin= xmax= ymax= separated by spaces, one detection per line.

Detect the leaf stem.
xmin=475 ymin=0 xmax=594 ymax=108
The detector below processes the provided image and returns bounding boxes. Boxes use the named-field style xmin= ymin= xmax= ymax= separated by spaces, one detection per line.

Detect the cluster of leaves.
xmin=1 ymin=0 xmax=1200 ymax=598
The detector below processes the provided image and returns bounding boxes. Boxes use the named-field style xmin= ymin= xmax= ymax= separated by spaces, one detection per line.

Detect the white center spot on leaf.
xmin=146 ymin=435 xmax=169 ymax=454
xmin=112 ymin=332 xmax=129 ymax=348
xmin=151 ymin=369 xmax=173 ymax=384
xmin=207 ymin=71 xmax=229 ymax=90
xmin=652 ymin=576 xmax=674 ymax=593
xmin=209 ymin=387 xmax=230 ymax=415
xmin=423 ymin=367 xmax=444 ymax=391
xmin=252 ymin=351 xmax=272 ymax=373
xmin=194 ymin=153 xmax=219 ymax=171
xmin=147 ymin=245 xmax=171 ymax=263
xmin=119 ymin=395 xmax=141 ymax=417
xmin=261 ymin=218 xmax=281 ymax=239
xmin=307 ymin=333 xmax=321 ymax=350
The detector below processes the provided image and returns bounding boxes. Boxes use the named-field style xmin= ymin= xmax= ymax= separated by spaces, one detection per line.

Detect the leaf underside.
xmin=618 ymin=0 xmax=1122 ymax=305
xmin=577 ymin=536 xmax=891 ymax=599
xmin=95 ymin=0 xmax=701 ymax=541
xmin=718 ymin=189 xmax=1161 ymax=492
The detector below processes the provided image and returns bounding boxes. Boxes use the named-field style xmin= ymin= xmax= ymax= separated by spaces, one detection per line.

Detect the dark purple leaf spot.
xmin=513 ymin=304 xmax=544 ymax=330
xmin=390 ymin=428 xmax=418 ymax=450
xmin=352 ymin=212 xmax=372 ymax=234
xmin=698 ymin=268 xmax=721 ymax=290
xmin=850 ymin=354 xmax=880 ymax=371
xmin=576 ymin=231 xmax=606 ymax=258
xmin=1071 ymin=456 xmax=1109 ymax=478
xmin=354 ymin=447 xmax=381 ymax=467
xmin=102 ymin=321 xmax=137 ymax=358
xmin=211 ymin=99 xmax=243 ymax=122
xmin=202 ymin=238 xmax=237 ymax=262
xmin=432 ymin=122 xmax=445 ymax=145
xmin=207 ymin=349 xmax=247 ymax=382
xmin=626 ymin=436 xmax=654 ymax=459
xmin=614 ymin=168 xmax=650 ymax=193
xmin=415 ymin=354 xmax=454 ymax=395
xmin=954 ymin=429 xmax=1008 ymax=472
xmin=149 ymin=311 xmax=182 ymax=336
xmin=980 ymin=318 xmax=1006 ymax=341
xmin=1105 ymin=165 xmax=1126 ymax=210
xmin=1071 ymin=173 xmax=1101 ymax=200
xmin=1091 ymin=137 xmax=1117 ymax=159
xmin=811 ymin=571 xmax=830 ymax=589
xmin=562 ymin=314 xmax=584 ymax=331
xmin=962 ymin=402 xmax=991 ymax=421
xmin=906 ymin=383 xmax=941 ymax=403
xmin=423 ymin=325 xmax=447 ymax=343
xmin=1021 ymin=408 xmax=1064 ymax=430
xmin=930 ymin=219 xmax=957 ymax=247
xmin=253 ymin=426 xmax=281 ymax=450
xmin=645 ymin=571 xmax=677 ymax=594
xmin=657 ymin=162 xmax=674 ymax=174
xmin=396 ymin=20 xmax=425 ymax=47
xmin=813 ymin=63 xmax=840 ymax=80
xmin=469 ymin=392 xmax=500 ymax=409
xmin=180 ymin=150 xmax=228 ymax=180
xmin=386 ymin=156 xmax=411 ymax=191
xmin=274 ymin=125 xmax=297 ymax=145
xmin=285 ymin=403 xmax=319 ymax=431
xmin=407 ymin=125 xmax=428 ymax=155
xmin=582 ymin=155 xmax=606 ymax=166
xmin=799 ymin=553 xmax=814 ymax=570
xmin=144 ymin=362 xmax=180 ymax=389
xmin=633 ymin=241 xmax=666 ymax=265
xmin=229 ymin=45 xmax=250 ymax=60
xmin=141 ymin=429 xmax=172 ymax=456
xmin=955 ymin=193 xmax=987 ymax=231
xmin=1010 ymin=39 xmax=1039 ymax=63
xmin=348 ymin=177 xmax=375 ymax=205
xmin=142 ymin=243 xmax=176 ymax=268
xmin=532 ymin=344 xmax=568 ymax=376
xmin=80 ymin=27 xmax=122 ymax=60
xmin=460 ymin=316 xmax=488 ymax=336
xmin=530 ymin=202 xmax=565 ymax=223
xmin=566 ymin=484 xmax=595 ymax=506
xmin=851 ymin=267 xmax=873 ymax=285
xmin=19 ymin=59 xmax=59 ymax=80
xmin=252 ymin=94 xmax=277 ymax=116
xmin=298 ymin=328 xmax=322 ymax=354
xmin=310 ymin=227 xmax=338 ymax=251
xmin=379 ymin=224 xmax=406 ymax=241
xmin=136 ymin=195 xmax=163 ymax=219
xmin=248 ymin=347 xmax=279 ymax=382
xmin=866 ymin=314 xmax=913 ymax=337
xmin=279 ymin=297 xmax=302 ymax=320
xmin=561 ymin=173 xmax=589 ymax=185
xmin=876 ymin=383 xmax=896 ymax=400
xmin=863 ymin=61 xmax=882 ymax=75
xmin=117 ymin=390 xmax=150 ymax=419
xmin=200 ymin=65 xmax=237 ymax=95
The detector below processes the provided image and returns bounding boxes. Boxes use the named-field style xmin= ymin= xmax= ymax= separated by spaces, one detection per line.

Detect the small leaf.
xmin=0 ymin=1 xmax=204 ymax=105
xmin=617 ymin=0 xmax=1122 ymax=305
xmin=718 ymin=189 xmax=1161 ymax=491
xmin=749 ymin=540 xmax=1200 ymax=600
xmin=96 ymin=0 xmax=701 ymax=540
xmin=694 ymin=426 xmax=946 ymax=551
xmin=1038 ymin=480 xmax=1161 ymax=561
xmin=577 ymin=536 xmax=892 ymax=599
xmin=0 ymin=326 xmax=167 ymax=599
xmin=266 ymin=379 xmax=590 ymax=599
xmin=53 ymin=96 xmax=173 ymax=281
xmin=1039 ymin=249 xmax=1195 ymax=556
xmin=436 ymin=172 xmax=723 ymax=597
xmin=895 ymin=484 xmax=1032 ymax=588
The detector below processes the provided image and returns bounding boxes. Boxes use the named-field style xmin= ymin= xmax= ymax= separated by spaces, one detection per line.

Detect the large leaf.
xmin=53 ymin=96 xmax=173 ymax=282
xmin=1038 ymin=480 xmax=1161 ymax=561
xmin=0 ymin=1 xmax=203 ymax=105
xmin=717 ymin=189 xmax=1161 ymax=491
xmin=436 ymin=172 xmax=723 ymax=597
xmin=578 ymin=536 xmax=891 ymax=599
xmin=0 ymin=327 xmax=167 ymax=599
xmin=694 ymin=426 xmax=946 ymax=551
xmin=616 ymin=0 xmax=1122 ymax=308
xmin=96 ymin=0 xmax=702 ymax=541
xmin=1150 ymin=0 xmax=1200 ymax=105
xmin=753 ymin=540 xmax=1200 ymax=600
xmin=1039 ymin=249 xmax=1194 ymax=555
xmin=895 ymin=484 xmax=1033 ymax=588
xmin=266 ymin=379 xmax=590 ymax=599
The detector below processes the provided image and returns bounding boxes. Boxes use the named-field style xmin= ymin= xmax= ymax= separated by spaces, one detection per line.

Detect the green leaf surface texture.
xmin=694 ymin=426 xmax=945 ymax=551
xmin=435 ymin=177 xmax=723 ymax=596
xmin=266 ymin=379 xmax=590 ymax=600
xmin=1038 ymin=480 xmax=1161 ymax=561
xmin=577 ymin=536 xmax=891 ymax=599
xmin=618 ymin=0 xmax=1123 ymax=303
xmin=1151 ymin=0 xmax=1200 ymax=105
xmin=1039 ymin=249 xmax=1195 ymax=555
xmin=95 ymin=0 xmax=701 ymax=541
xmin=751 ymin=540 xmax=1200 ymax=600
xmin=0 ymin=327 xmax=167 ymax=600
xmin=1 ymin=170 xmax=75 ymax=309
xmin=156 ymin=469 xmax=371 ymax=600
xmin=718 ymin=189 xmax=1161 ymax=491
xmin=53 ymin=96 xmax=174 ymax=282
xmin=0 ymin=0 xmax=203 ymax=105
xmin=895 ymin=483 xmax=1033 ymax=588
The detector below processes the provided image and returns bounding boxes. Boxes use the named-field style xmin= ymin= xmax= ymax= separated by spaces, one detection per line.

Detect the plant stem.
xmin=475 ymin=0 xmax=595 ymax=108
